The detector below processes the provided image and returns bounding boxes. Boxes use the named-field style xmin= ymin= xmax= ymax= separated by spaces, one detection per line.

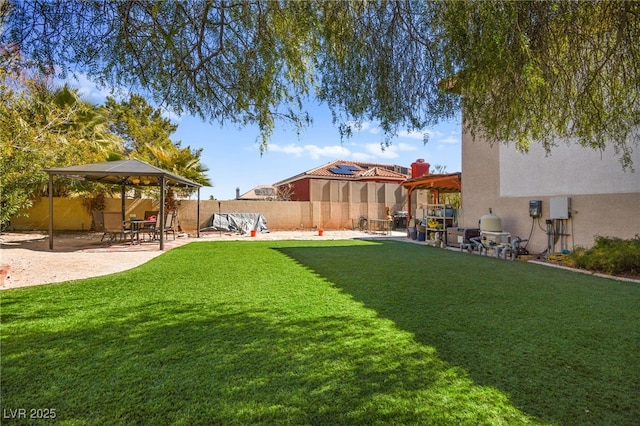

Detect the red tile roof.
xmin=276 ymin=160 xmax=410 ymax=185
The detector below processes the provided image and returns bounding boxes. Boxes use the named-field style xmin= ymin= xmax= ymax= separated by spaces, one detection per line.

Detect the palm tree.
xmin=0 ymin=79 xmax=123 ymax=224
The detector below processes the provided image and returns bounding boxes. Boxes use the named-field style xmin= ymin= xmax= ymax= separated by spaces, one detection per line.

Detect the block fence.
xmin=9 ymin=197 xmax=405 ymax=233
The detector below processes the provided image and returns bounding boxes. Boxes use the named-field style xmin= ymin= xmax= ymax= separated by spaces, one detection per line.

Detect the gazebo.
xmin=45 ymin=159 xmax=203 ymax=250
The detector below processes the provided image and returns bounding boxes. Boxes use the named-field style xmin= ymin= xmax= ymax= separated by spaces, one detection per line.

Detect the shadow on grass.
xmin=277 ymin=240 xmax=640 ymax=426
xmin=3 ymin=239 xmax=638 ymax=425
xmin=2 ymin=298 xmax=532 ymax=425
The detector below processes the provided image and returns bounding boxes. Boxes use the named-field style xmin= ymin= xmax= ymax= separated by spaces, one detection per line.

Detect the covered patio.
xmin=402 ymin=172 xmax=462 ymax=223
xmin=45 ymin=159 xmax=202 ymax=250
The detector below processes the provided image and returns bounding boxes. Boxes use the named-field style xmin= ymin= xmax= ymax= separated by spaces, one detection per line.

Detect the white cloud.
xmin=397 ymin=129 xmax=448 ymax=143
xmin=438 ymin=134 xmax=460 ymax=145
xmin=270 ymin=140 xmax=423 ymax=162
xmin=363 ymin=143 xmax=400 ymax=159
xmin=346 ymin=120 xmax=370 ymax=131
xmin=268 ymin=143 xmax=305 ymax=156
xmin=305 ymin=144 xmax=351 ymax=159
xmin=398 ymin=130 xmax=426 ymax=140
xmin=352 ymin=152 xmax=376 ymax=161
xmin=66 ymin=73 xmax=115 ymax=104
xmin=269 ymin=143 xmax=350 ymax=160
xmin=396 ymin=142 xmax=418 ymax=151
xmin=345 ymin=120 xmax=382 ymax=135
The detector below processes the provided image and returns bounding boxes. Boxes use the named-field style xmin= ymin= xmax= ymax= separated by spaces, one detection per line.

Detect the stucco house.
xmin=458 ymin=134 xmax=639 ymax=252
xmin=273 ymin=160 xmax=411 ymax=229
xmin=235 ymin=185 xmax=277 ymax=200
xmin=275 ymin=160 xmax=410 ymax=202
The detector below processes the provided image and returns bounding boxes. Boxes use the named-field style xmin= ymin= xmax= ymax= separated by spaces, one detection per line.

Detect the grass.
xmin=1 ymin=239 xmax=639 ymax=425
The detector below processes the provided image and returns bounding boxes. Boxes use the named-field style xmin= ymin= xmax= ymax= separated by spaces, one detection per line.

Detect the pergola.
xmin=45 ymin=159 xmax=203 ymax=250
xmin=402 ymin=172 xmax=462 ymax=223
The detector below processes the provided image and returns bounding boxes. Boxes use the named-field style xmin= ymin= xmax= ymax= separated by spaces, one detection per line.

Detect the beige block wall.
xmin=9 ymin=197 xmax=405 ymax=233
xmin=11 ymin=197 xmax=157 ymax=231
xmin=461 ymin=131 xmax=640 ymax=251
xmin=171 ymin=198 xmax=402 ymax=231
xmin=191 ymin=199 xmax=315 ymax=231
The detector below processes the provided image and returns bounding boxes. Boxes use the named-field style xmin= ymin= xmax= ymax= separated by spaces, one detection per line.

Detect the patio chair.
xmin=140 ymin=210 xmax=159 ymax=240
xmin=103 ymin=211 xmax=136 ymax=244
xmin=155 ymin=211 xmax=176 ymax=241
xmin=91 ymin=210 xmax=107 ymax=241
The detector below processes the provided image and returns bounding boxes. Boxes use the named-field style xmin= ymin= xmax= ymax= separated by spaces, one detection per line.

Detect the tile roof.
xmin=276 ymin=160 xmax=410 ymax=185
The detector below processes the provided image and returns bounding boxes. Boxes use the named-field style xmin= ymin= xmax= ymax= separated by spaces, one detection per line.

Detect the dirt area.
xmin=0 ymin=232 xmax=186 ymax=289
xmin=0 ymin=230 xmax=404 ymax=289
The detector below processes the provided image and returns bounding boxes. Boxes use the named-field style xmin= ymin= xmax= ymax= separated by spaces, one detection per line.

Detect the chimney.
xmin=236 ymin=187 xmax=240 ymax=199
xmin=411 ymin=159 xmax=430 ymax=178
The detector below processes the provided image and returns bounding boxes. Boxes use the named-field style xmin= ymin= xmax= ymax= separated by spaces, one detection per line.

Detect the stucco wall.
xmin=9 ymin=178 xmax=410 ymax=233
xmin=461 ymin=130 xmax=640 ymax=251
xmin=9 ymin=197 xmax=404 ymax=233
xmin=11 ymin=198 xmax=156 ymax=231
xmin=288 ymin=178 xmax=310 ymax=201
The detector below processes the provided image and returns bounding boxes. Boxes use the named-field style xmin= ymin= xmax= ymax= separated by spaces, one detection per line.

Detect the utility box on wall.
xmin=529 ymin=200 xmax=542 ymax=218
xmin=550 ymin=197 xmax=571 ymax=219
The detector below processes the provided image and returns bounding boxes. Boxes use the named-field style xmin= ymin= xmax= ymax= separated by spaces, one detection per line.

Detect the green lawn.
xmin=2 ymin=240 xmax=639 ymax=425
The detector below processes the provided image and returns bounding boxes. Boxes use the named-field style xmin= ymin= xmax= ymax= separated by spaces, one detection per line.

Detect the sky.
xmin=72 ymin=74 xmax=462 ymax=201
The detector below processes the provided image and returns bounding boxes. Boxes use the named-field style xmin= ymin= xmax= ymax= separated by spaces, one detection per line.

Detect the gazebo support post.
xmin=159 ymin=177 xmax=166 ymax=250
xmin=407 ymin=187 xmax=414 ymax=225
xmin=121 ymin=184 xmax=126 ymax=221
xmin=196 ymin=187 xmax=201 ymax=238
xmin=48 ymin=174 xmax=54 ymax=250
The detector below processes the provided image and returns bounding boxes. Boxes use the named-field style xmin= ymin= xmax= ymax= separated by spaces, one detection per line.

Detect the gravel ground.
xmin=0 ymin=230 xmax=409 ymax=289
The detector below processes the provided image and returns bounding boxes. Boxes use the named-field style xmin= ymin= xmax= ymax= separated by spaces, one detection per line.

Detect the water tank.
xmin=480 ymin=213 xmax=502 ymax=232
xmin=411 ymin=159 xmax=430 ymax=178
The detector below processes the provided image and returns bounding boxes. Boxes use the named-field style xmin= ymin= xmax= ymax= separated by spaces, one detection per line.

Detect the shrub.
xmin=567 ymin=235 xmax=640 ymax=276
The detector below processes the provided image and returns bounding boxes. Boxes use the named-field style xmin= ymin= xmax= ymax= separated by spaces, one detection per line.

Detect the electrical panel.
xmin=550 ymin=196 xmax=571 ymax=219
xmin=529 ymin=200 xmax=542 ymax=218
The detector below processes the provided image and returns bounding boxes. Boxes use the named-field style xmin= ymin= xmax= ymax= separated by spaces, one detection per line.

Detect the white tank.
xmin=480 ymin=213 xmax=502 ymax=232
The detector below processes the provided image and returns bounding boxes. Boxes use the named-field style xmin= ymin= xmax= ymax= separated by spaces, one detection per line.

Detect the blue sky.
xmin=73 ymin=74 xmax=462 ymax=200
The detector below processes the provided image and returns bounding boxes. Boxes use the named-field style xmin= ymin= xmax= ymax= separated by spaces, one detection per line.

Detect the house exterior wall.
xmin=308 ymin=179 xmax=406 ymax=205
xmin=288 ymin=179 xmax=311 ymax=201
xmin=461 ymin=129 xmax=640 ymax=251
xmin=286 ymin=175 xmax=408 ymax=205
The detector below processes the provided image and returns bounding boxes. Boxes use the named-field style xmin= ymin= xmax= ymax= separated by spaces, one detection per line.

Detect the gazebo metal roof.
xmin=45 ymin=159 xmax=202 ymax=188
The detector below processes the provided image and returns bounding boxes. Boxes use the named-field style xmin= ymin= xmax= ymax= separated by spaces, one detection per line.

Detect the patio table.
xmin=124 ymin=219 xmax=157 ymax=244
xmin=368 ymin=219 xmax=392 ymax=235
